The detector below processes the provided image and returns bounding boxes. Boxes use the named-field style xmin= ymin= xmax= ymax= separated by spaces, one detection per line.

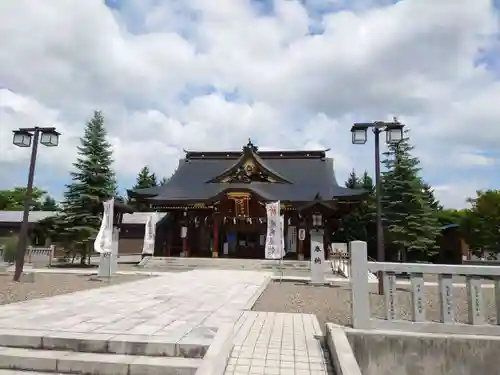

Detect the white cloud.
xmin=0 ymin=0 xmax=498 ymax=208
xmin=434 ymin=183 xmax=480 ymax=209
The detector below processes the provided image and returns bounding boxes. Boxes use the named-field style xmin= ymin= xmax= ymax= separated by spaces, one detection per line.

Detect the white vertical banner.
xmin=142 ymin=213 xmax=158 ymax=256
xmin=96 ymin=198 xmax=115 ymax=277
xmin=265 ymin=201 xmax=284 ymax=259
xmin=310 ymin=230 xmax=325 ymax=284
xmin=94 ymin=199 xmax=114 ymax=254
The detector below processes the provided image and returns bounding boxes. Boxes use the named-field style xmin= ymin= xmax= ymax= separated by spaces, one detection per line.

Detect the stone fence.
xmin=349 ymin=240 xmax=500 ymax=336
xmin=0 ymin=245 xmax=55 ymax=268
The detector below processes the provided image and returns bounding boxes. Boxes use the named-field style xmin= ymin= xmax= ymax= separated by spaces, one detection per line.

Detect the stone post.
xmin=350 ymin=241 xmax=371 ymax=329
xmin=310 ymin=229 xmax=325 ymax=284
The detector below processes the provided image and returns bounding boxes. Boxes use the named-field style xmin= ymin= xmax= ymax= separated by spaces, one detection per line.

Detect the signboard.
xmin=298 ymin=228 xmax=305 ymax=241
xmin=310 ymin=230 xmax=325 ymax=284
xmin=181 ymin=226 xmax=187 ymax=238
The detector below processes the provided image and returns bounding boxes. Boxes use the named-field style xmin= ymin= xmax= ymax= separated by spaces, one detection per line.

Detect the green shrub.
xmin=0 ymin=236 xmax=18 ymax=263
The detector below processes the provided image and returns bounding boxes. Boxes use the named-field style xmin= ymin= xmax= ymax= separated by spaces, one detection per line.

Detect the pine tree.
xmin=422 ymin=183 xmax=442 ymax=211
xmin=128 ymin=166 xmax=158 ymax=209
xmin=40 ymin=196 xmax=58 ymax=211
xmin=381 ymin=130 xmax=441 ymax=261
xmin=133 ymin=166 xmax=158 ymax=189
xmin=345 ymin=170 xmax=358 ymax=189
xmin=340 ymin=170 xmax=376 ymax=256
xmin=58 ymin=110 xmax=117 ymax=263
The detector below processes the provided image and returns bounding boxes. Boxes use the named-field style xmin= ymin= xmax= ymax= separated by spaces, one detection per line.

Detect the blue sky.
xmin=0 ymin=0 xmax=499 ymax=208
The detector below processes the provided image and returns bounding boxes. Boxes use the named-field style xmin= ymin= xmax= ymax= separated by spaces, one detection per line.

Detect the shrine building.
xmin=127 ymin=140 xmax=367 ymax=260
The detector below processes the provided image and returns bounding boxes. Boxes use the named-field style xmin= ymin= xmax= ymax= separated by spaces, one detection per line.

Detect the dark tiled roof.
xmin=133 ymin=155 xmax=366 ymax=202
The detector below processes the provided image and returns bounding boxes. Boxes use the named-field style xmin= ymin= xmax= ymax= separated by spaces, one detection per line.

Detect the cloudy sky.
xmin=0 ymin=0 xmax=498 ymax=208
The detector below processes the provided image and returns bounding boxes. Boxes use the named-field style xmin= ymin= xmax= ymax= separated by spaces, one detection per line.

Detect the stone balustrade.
xmin=349 ymin=240 xmax=500 ymax=335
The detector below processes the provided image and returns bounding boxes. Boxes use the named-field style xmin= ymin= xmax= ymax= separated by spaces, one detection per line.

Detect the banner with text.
xmin=94 ymin=198 xmax=114 ymax=254
xmin=142 ymin=213 xmax=159 ymax=255
xmin=265 ymin=201 xmax=285 ymax=259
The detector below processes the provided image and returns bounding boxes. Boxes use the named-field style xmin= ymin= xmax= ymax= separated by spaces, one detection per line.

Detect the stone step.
xmin=0 ymin=346 xmax=201 ymax=375
xmin=0 ymin=370 xmax=63 ymax=375
xmin=145 ymin=258 xmax=331 ymax=271
xmin=0 ymin=330 xmax=209 ymax=358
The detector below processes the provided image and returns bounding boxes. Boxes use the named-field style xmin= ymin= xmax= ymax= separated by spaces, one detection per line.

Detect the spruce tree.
xmin=40 ymin=196 xmax=58 ymax=211
xmin=128 ymin=166 xmax=158 ymax=208
xmin=422 ymin=183 xmax=442 ymax=211
xmin=381 ymin=130 xmax=441 ymax=261
xmin=133 ymin=166 xmax=158 ymax=189
xmin=340 ymin=170 xmax=376 ymax=256
xmin=58 ymin=111 xmax=117 ymax=263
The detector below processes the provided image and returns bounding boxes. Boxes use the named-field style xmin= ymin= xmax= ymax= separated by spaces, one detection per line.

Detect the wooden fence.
xmin=350 ymin=240 xmax=500 ymax=335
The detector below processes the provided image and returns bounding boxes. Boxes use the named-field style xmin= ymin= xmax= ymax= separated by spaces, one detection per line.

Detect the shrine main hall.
xmin=127 ymin=140 xmax=367 ymax=260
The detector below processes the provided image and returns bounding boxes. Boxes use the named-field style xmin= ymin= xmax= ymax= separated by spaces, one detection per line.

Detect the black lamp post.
xmin=350 ymin=118 xmax=404 ymax=294
xmin=12 ymin=127 xmax=61 ymax=282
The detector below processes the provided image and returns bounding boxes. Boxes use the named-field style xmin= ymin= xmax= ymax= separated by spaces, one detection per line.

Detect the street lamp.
xmin=350 ymin=117 xmax=404 ymax=294
xmin=12 ymin=130 xmax=33 ymax=147
xmin=12 ymin=127 xmax=61 ymax=282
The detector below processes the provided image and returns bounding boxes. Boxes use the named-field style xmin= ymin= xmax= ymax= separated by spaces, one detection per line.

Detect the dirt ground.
xmin=0 ymin=273 xmax=149 ymax=305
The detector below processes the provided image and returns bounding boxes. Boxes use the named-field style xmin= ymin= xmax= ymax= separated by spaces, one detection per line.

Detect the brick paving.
xmin=0 ymin=270 xmax=270 ymax=345
xmin=225 ymin=311 xmax=334 ymax=375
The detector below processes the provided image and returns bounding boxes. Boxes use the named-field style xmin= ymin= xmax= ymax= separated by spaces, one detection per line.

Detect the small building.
xmin=436 ymin=224 xmax=470 ymax=264
xmin=0 ymin=210 xmax=155 ymax=255
xmin=128 ymin=140 xmax=367 ymax=259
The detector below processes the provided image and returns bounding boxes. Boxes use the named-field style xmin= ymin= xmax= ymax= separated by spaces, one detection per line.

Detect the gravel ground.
xmin=0 ymin=273 xmax=149 ymax=305
xmin=252 ymin=280 xmax=499 ymax=334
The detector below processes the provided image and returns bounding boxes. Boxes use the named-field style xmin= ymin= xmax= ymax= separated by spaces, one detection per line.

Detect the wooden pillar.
xmin=324 ymin=225 xmax=331 ymax=260
xmin=182 ymin=232 xmax=188 ymax=257
xmin=166 ymin=224 xmax=172 ymax=257
xmin=297 ymin=226 xmax=305 ymax=261
xmin=181 ymin=211 xmax=188 ymax=257
xmin=212 ymin=216 xmax=219 ymax=258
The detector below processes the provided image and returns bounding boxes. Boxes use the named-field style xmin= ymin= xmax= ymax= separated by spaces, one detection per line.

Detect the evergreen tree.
xmin=133 ymin=166 xmax=158 ymax=189
xmin=345 ymin=170 xmax=358 ymax=189
xmin=58 ymin=111 xmax=117 ymax=263
xmin=340 ymin=170 xmax=376 ymax=256
xmin=381 ymin=130 xmax=441 ymax=261
xmin=128 ymin=166 xmax=158 ymax=208
xmin=422 ymin=183 xmax=442 ymax=211
xmin=40 ymin=196 xmax=58 ymax=211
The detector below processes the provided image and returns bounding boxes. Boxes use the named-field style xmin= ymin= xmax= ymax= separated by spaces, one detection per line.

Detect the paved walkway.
xmin=225 ymin=311 xmax=333 ymax=375
xmin=0 ymin=270 xmax=270 ymax=344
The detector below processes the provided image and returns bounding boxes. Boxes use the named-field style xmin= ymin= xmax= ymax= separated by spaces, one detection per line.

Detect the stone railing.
xmin=330 ymin=243 xmax=350 ymax=277
xmin=350 ymin=240 xmax=500 ymax=336
xmin=26 ymin=246 xmax=55 ymax=268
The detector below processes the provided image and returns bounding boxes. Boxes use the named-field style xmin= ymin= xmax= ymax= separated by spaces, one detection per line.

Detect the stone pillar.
xmin=212 ymin=217 xmax=219 ymax=258
xmin=310 ymin=229 xmax=325 ymax=284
